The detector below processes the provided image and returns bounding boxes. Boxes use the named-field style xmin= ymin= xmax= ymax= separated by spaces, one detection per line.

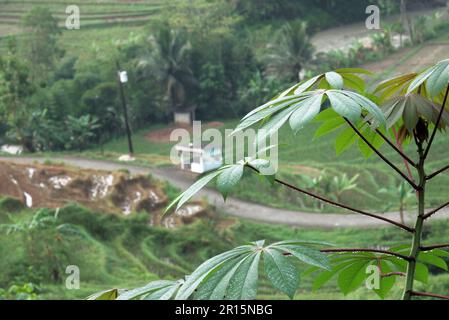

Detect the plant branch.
xmin=344 ymin=118 xmax=419 ymax=189
xmin=362 ymin=117 xmax=416 ymax=169
xmin=274 ymin=174 xmax=414 ymax=232
xmin=320 ymin=248 xmax=411 ymax=261
xmin=402 ymin=136 xmax=426 ymax=300
xmin=375 ymin=127 xmax=416 ymax=167
xmin=426 ymin=164 xmax=449 ymax=180
xmin=420 ymin=243 xmax=449 ymax=251
xmin=246 ymin=165 xmax=414 ymax=232
xmin=423 ymin=200 xmax=449 ymax=220
xmin=382 ymin=272 xmax=406 ymax=278
xmin=391 ymin=127 xmax=416 ymax=180
xmin=410 ymin=291 xmax=449 ymax=300
xmin=423 ymin=83 xmax=449 ymax=160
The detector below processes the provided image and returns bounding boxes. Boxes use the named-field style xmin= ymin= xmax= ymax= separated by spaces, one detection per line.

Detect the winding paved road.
xmin=311 ymin=7 xmax=445 ymax=53
xmin=1 ymin=156 xmax=448 ymax=229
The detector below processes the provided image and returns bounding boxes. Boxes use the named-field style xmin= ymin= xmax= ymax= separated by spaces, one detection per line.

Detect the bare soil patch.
xmin=363 ymin=43 xmax=449 ymax=76
xmin=0 ymin=161 xmax=207 ymax=228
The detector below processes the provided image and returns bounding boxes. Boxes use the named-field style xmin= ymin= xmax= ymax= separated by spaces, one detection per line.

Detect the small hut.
xmin=174 ymin=106 xmax=196 ymax=125
xmin=175 ymin=143 xmax=223 ymax=174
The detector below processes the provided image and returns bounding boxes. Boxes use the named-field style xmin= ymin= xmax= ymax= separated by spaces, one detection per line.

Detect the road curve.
xmin=1 ymin=156 xmax=448 ymax=229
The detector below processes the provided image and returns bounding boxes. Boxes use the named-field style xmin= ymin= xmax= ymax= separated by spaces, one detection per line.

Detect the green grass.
xmin=1 ymin=198 xmax=449 ymax=300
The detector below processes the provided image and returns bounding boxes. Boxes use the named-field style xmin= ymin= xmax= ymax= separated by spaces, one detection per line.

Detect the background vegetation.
xmin=1 ymin=0 xmax=449 ymax=300
xmin=2 ymin=196 xmax=449 ymax=300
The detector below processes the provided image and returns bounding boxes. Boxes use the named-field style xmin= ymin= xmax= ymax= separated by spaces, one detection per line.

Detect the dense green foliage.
xmin=1 ymin=1 xmax=447 ymax=152
xmin=2 ymin=0 xmax=449 ymax=301
xmin=2 ymin=198 xmax=449 ymax=300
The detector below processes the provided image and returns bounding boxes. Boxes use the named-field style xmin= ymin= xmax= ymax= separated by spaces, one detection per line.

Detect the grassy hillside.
xmin=1 ymin=197 xmax=449 ymax=300
xmin=80 ymin=111 xmax=449 ymax=214
xmin=0 ymin=0 xmax=172 ymax=29
xmin=72 ymin=32 xmax=449 ymax=213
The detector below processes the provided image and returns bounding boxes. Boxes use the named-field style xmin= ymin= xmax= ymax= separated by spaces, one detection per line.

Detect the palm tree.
xmin=264 ymin=22 xmax=314 ymax=82
xmin=138 ymin=24 xmax=197 ymax=112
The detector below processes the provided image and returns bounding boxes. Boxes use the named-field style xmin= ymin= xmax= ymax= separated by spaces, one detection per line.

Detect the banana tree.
xmin=379 ymin=181 xmax=415 ymax=224
xmin=91 ymin=60 xmax=449 ymax=300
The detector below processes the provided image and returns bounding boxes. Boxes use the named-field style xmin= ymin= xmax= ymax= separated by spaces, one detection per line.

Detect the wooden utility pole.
xmin=116 ymin=60 xmax=134 ymax=155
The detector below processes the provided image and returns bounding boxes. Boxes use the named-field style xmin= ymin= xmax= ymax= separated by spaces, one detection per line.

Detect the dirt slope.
xmin=0 ymin=161 xmax=207 ymax=228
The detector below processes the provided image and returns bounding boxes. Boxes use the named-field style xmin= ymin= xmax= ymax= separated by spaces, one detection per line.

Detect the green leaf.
xmin=314 ymin=117 xmax=345 ymax=138
xmin=263 ymin=249 xmax=299 ymax=299
xmin=312 ymin=270 xmax=337 ymax=291
xmin=86 ymin=288 xmax=119 ymax=300
xmin=381 ymin=98 xmax=406 ymax=129
xmin=414 ymin=262 xmax=429 ymax=284
xmin=407 ymin=65 xmax=437 ymax=94
xmin=314 ymin=107 xmax=340 ymax=121
xmin=194 ymin=251 xmax=262 ymax=300
xmin=256 ymin=104 xmax=298 ymax=145
xmin=341 ymin=73 xmax=365 ymax=92
xmin=271 ymin=239 xmax=335 ymax=247
xmin=166 ymin=169 xmax=224 ymax=212
xmin=146 ymin=281 xmax=184 ymax=300
xmin=205 ymin=257 xmax=249 ymax=300
xmin=325 ymin=72 xmax=344 ymax=89
xmin=289 ymin=93 xmax=323 ymax=132
xmin=235 ymin=96 xmax=303 ymax=134
xmin=181 ymin=240 xmax=331 ymax=300
xmin=326 ymin=90 xmax=361 ymax=122
xmin=418 ymin=251 xmax=448 ymax=271
xmin=426 ymin=59 xmax=449 ymax=98
xmin=175 ymin=244 xmax=253 ymax=300
xmin=117 ymin=280 xmax=182 ymax=300
xmin=373 ymin=260 xmax=396 ymax=299
xmin=358 ymin=126 xmax=384 ymax=158
xmin=432 ymin=249 xmax=449 ymax=258
xmin=375 ymin=73 xmax=416 ymax=101
xmin=337 ymin=260 xmax=370 ymax=295
xmin=388 ymin=254 xmax=428 ymax=285
xmin=343 ymin=91 xmax=386 ymax=126
xmin=248 ymin=158 xmax=269 ymax=170
xmin=193 ymin=257 xmax=240 ymax=300
xmin=275 ymin=244 xmax=331 ymax=270
xmin=293 ymin=75 xmax=322 ymax=94
xmin=227 ymin=252 xmax=261 ymax=300
xmin=402 ymin=97 xmax=419 ymax=132
xmin=335 ymin=126 xmax=357 ymax=155
xmin=217 ymin=165 xmax=244 ymax=200
xmin=312 ymin=258 xmax=368 ymax=291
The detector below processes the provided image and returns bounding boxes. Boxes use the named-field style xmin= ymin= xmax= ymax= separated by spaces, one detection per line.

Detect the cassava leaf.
xmin=335 ymin=126 xmax=358 ymax=155
xmin=166 ymin=169 xmax=224 ymax=212
xmin=217 ymin=164 xmax=244 ymax=200
xmin=289 ymin=93 xmax=324 ymax=132
xmin=263 ymin=248 xmax=299 ymax=299
xmin=325 ymin=71 xmax=344 ymax=90
xmin=326 ymin=90 xmax=361 ymax=122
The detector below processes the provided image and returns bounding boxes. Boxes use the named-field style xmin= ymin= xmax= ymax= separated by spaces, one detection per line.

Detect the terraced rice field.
xmin=0 ymin=0 xmax=200 ymax=36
